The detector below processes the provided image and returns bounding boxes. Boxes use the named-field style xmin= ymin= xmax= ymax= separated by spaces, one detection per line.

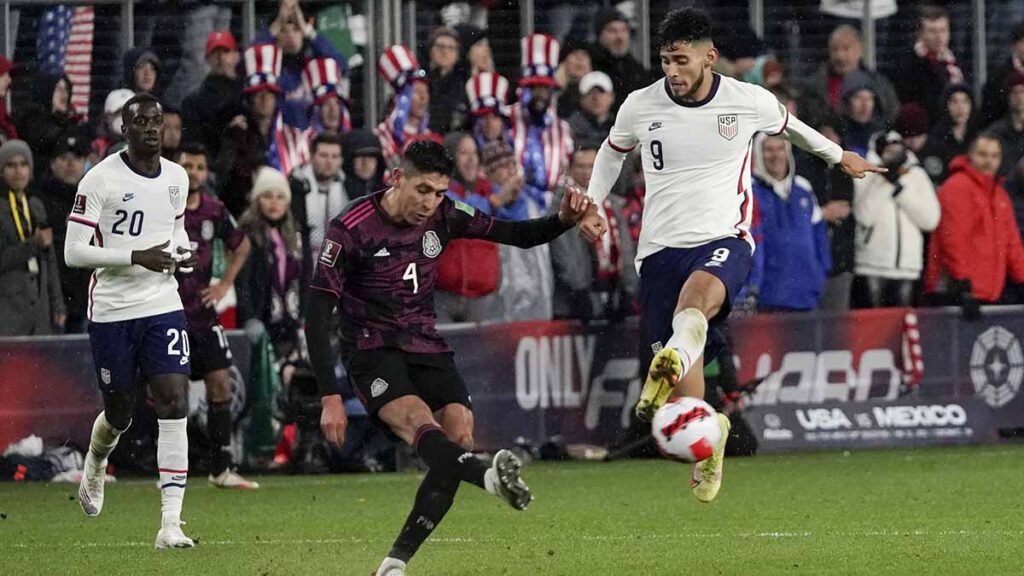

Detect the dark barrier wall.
xmin=3 ymin=307 xmax=1023 ymax=452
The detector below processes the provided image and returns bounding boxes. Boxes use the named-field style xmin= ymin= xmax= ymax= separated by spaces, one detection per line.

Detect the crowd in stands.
xmin=4 ymin=2 xmax=1024 ymax=345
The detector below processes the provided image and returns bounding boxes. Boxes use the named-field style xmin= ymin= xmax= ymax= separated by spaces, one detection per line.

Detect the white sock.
xmin=157 ymin=417 xmax=189 ymax=523
xmin=664 ymin=308 xmax=708 ymax=379
xmin=378 ymin=557 xmax=407 ymax=573
xmin=89 ymin=411 xmax=125 ymax=464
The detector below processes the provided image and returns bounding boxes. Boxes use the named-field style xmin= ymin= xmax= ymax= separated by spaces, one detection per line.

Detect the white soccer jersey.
xmin=67 ymin=153 xmax=190 ymax=322
xmin=606 ymin=74 xmax=797 ymax=267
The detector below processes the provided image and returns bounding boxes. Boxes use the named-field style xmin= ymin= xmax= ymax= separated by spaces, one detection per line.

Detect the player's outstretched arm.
xmin=783 ymin=114 xmax=886 ymax=179
xmin=305 ymin=289 xmax=348 ymax=446
xmin=64 ymin=220 xmax=133 ymax=269
xmin=472 ymin=189 xmax=592 ymax=249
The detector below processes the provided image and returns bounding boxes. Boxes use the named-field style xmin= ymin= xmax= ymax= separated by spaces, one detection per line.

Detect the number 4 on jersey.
xmin=403 ymin=263 xmax=419 ymax=294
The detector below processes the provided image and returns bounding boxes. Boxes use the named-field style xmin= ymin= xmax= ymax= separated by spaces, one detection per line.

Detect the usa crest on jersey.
xmin=422 ymin=231 xmax=442 ymax=258
xmin=718 ymin=115 xmax=738 ymax=140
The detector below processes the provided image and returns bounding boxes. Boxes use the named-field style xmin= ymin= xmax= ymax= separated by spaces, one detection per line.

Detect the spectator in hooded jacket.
xmin=181 ymin=31 xmax=244 ymax=161
xmin=342 ymin=129 xmax=384 ymax=200
xmin=985 ymin=72 xmax=1024 ymax=177
xmin=590 ymin=9 xmax=649 ymax=114
xmin=852 ymin=131 xmax=940 ymax=308
xmin=839 ymin=70 xmax=885 ymax=158
xmin=925 ymin=133 xmax=1024 ymax=314
xmin=16 ymin=74 xmax=84 ymax=180
xmin=123 ymin=48 xmax=162 ymax=98
xmin=738 ymin=134 xmax=830 ymax=312
xmin=920 ymin=84 xmax=978 ymax=185
xmin=434 ymin=132 xmax=501 ymax=323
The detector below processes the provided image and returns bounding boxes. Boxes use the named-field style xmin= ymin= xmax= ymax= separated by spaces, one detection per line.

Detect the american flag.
xmin=37 ymin=5 xmax=94 ymax=120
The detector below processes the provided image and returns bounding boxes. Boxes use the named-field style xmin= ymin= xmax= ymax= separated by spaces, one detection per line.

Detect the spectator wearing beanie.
xmin=920 ymin=84 xmax=978 ymax=184
xmin=590 ymin=9 xmax=649 ymax=113
xmin=852 ymin=131 xmax=940 ymax=308
xmin=985 ymin=71 xmax=1024 ymax=176
xmin=0 ymin=57 xmax=16 ymax=142
xmin=434 ymin=132 xmax=502 ymax=323
xmin=556 ymin=37 xmax=592 ymax=119
xmin=480 ymin=140 xmax=528 ymax=221
xmin=894 ymin=103 xmax=930 ymax=153
xmin=0 ymin=139 xmax=65 ymax=336
xmin=236 ymin=166 xmax=303 ymax=359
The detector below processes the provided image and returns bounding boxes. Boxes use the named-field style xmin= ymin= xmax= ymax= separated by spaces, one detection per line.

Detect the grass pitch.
xmin=1 ymin=444 xmax=1022 ymax=575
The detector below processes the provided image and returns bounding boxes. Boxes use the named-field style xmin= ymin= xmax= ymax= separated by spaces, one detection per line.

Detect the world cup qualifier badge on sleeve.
xmin=320 ymin=239 xmax=341 ymax=266
xmin=72 ymin=194 xmax=87 ymax=215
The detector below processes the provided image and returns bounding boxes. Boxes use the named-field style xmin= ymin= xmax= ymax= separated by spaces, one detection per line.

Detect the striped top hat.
xmin=378 ymin=45 xmax=427 ymax=92
xmin=302 ymin=57 xmax=351 ymax=105
xmin=466 ymin=72 xmax=509 ymax=117
xmin=243 ymin=43 xmax=282 ymax=94
xmin=520 ymin=34 xmax=560 ymax=88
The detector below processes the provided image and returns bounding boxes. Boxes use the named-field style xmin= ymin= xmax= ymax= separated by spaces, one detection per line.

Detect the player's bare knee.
xmin=449 ymin=431 xmax=475 ymax=451
xmin=205 ymin=370 xmax=232 ymax=403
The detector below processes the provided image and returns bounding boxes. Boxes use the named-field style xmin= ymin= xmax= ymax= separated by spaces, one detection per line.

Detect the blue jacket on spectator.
xmin=255 ymin=31 xmax=346 ymax=131
xmin=743 ymin=134 xmax=831 ymax=312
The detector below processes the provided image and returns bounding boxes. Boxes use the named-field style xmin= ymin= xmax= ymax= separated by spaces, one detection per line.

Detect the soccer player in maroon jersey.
xmin=175 ymin=142 xmax=257 ymax=489
xmin=305 ymin=140 xmax=592 ymax=575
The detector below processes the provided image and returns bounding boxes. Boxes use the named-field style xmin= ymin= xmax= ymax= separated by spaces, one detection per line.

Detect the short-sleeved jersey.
xmin=68 ymin=152 xmax=190 ymax=322
xmin=607 ymin=74 xmax=789 ymax=268
xmin=177 ymin=192 xmax=245 ymax=331
xmin=310 ymin=190 xmax=493 ymax=354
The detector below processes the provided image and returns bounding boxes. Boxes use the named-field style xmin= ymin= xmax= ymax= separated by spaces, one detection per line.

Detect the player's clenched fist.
xmin=320 ymin=394 xmax=349 ymax=447
xmin=577 ymin=204 xmax=607 ymax=243
xmin=557 ymin=187 xmax=593 ymax=225
xmin=131 ymin=241 xmax=175 ymax=273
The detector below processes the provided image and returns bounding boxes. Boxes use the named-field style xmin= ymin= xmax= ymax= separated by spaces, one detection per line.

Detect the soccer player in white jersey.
xmin=578 ymin=8 xmax=884 ymax=502
xmin=64 ymin=93 xmax=199 ymax=548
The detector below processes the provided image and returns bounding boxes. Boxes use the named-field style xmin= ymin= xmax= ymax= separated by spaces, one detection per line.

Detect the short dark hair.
xmin=311 ymin=133 xmax=344 ymax=155
xmin=918 ymin=5 xmax=949 ymax=26
xmin=121 ymin=92 xmax=162 ymax=126
xmin=401 ymin=140 xmax=454 ymax=177
xmin=176 ymin=141 xmax=208 ymax=161
xmin=656 ymin=8 xmax=712 ymax=51
xmin=971 ymin=131 xmax=1002 ymax=151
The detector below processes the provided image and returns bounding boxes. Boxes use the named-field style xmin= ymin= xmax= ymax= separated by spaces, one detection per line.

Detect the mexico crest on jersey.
xmin=201 ymin=220 xmax=215 ymax=241
xmin=422 ymin=230 xmax=442 ymax=258
xmin=718 ymin=114 xmax=738 ymax=140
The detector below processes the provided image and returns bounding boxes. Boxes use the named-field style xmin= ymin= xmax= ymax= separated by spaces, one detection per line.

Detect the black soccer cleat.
xmin=491 ymin=449 xmax=532 ymax=511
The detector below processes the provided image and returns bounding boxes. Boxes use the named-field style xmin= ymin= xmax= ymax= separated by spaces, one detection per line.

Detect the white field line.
xmin=4 ymin=529 xmax=1023 ymax=550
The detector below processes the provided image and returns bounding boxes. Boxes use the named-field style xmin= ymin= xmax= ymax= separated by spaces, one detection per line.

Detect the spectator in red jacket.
xmin=925 ymin=133 xmax=1024 ymax=316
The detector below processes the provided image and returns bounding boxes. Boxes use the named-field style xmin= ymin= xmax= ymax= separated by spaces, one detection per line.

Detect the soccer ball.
xmin=651 ymin=397 xmax=722 ymax=462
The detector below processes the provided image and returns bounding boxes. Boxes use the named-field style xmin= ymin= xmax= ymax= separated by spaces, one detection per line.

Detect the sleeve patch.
xmin=72 ymin=194 xmax=87 ymax=215
xmin=319 ymin=239 xmax=342 ymax=267
xmin=453 ymin=198 xmax=475 ymax=217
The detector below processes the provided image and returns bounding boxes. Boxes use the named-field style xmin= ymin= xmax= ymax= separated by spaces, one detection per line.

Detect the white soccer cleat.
xmin=488 ymin=449 xmax=533 ymax=510
xmin=373 ymin=557 xmax=406 ymax=576
xmin=691 ymin=413 xmax=731 ymax=503
xmin=209 ymin=469 xmax=260 ymax=490
xmin=78 ymin=453 xmax=107 ymax=517
xmin=154 ymin=518 xmax=195 ymax=549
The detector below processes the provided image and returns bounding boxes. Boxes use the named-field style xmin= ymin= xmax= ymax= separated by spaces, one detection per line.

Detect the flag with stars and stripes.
xmin=37 ymin=5 xmax=94 ymax=120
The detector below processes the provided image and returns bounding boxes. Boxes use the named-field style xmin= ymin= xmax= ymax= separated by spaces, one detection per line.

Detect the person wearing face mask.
xmin=852 ymin=131 xmax=940 ymax=308
xmin=510 ymin=34 xmax=575 ymax=217
xmin=236 ymin=166 xmax=304 ymax=360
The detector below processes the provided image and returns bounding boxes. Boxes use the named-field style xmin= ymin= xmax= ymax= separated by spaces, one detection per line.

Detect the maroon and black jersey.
xmin=310 ymin=191 xmax=498 ymax=353
xmin=177 ymin=193 xmax=246 ymax=331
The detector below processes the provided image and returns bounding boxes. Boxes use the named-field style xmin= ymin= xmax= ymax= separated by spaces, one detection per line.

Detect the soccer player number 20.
xmin=166 ymin=328 xmax=190 ymax=357
xmin=111 ymin=209 xmax=145 ymax=236
xmin=403 ymin=262 xmax=419 ymax=294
